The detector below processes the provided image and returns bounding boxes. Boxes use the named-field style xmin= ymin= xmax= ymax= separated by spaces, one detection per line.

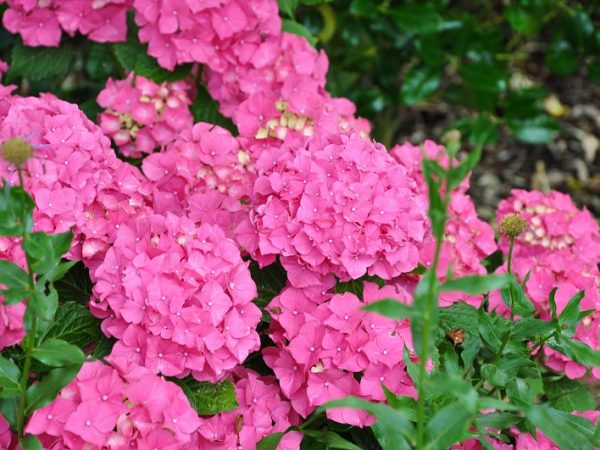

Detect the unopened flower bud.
xmin=500 ymin=213 xmax=526 ymax=237
xmin=1 ymin=137 xmax=32 ymax=166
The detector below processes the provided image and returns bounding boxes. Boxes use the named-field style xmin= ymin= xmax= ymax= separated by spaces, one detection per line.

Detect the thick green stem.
xmin=415 ymin=203 xmax=446 ymax=449
xmin=16 ymin=317 xmax=36 ymax=438
xmin=494 ymin=237 xmax=517 ymax=363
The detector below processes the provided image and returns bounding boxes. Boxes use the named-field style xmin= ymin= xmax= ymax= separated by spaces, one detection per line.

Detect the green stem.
xmin=416 ymin=200 xmax=447 ymax=449
xmin=16 ymin=317 xmax=36 ymax=438
xmin=493 ymin=237 xmax=517 ymax=363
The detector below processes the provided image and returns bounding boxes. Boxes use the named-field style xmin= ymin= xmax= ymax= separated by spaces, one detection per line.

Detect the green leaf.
xmin=43 ymin=301 xmax=102 ymax=349
xmin=53 ymin=262 xmax=93 ymax=304
xmin=0 ymin=355 xmax=21 ymax=398
xmin=400 ymin=64 xmax=441 ymax=105
xmin=25 ymin=365 xmax=80 ymax=414
xmin=511 ymin=318 xmax=555 ymax=341
xmin=27 ymin=282 xmax=59 ymax=328
xmin=424 ymin=402 xmax=473 ymax=450
xmin=303 ymin=430 xmax=362 ymax=449
xmin=190 ymin=84 xmax=237 ymax=134
xmin=318 ymin=397 xmax=413 ymax=450
xmin=412 ymin=271 xmax=439 ymax=355
xmin=438 ymin=302 xmax=479 ymax=344
xmin=441 ymin=274 xmax=510 ymax=295
xmin=0 ymin=183 xmax=34 ymax=236
xmin=0 ymin=260 xmax=30 ymax=305
xmin=257 ymin=432 xmax=287 ymax=450
xmin=481 ymin=363 xmax=509 ymax=387
xmin=278 ymin=0 xmax=298 ymax=17
xmin=475 ymin=412 xmax=519 ymax=430
xmin=588 ymin=58 xmax=600 ymax=85
xmin=250 ymin=260 xmax=287 ymax=321
xmin=504 ymin=6 xmax=541 ymax=35
xmin=508 ymin=115 xmax=560 ymax=144
xmin=21 ymin=435 xmax=44 ymax=450
xmin=362 ymin=299 xmax=416 ymax=320
xmin=22 ymin=231 xmax=73 ymax=275
xmin=478 ymin=306 xmax=507 ymax=353
xmin=552 ymin=335 xmax=600 ymax=368
xmin=525 ymin=404 xmax=595 ymax=450
xmin=544 ymin=377 xmax=595 ymax=412
xmin=500 ymin=277 xmax=535 ymax=317
xmin=506 ymin=378 xmax=532 ymax=407
xmin=451 ymin=116 xmax=499 ymax=148
xmin=171 ymin=378 xmax=238 ymax=415
xmin=7 ymin=41 xmax=74 ymax=81
xmin=545 ymin=39 xmax=579 ymax=76
xmin=426 ymin=373 xmax=478 ymax=412
xmin=382 ymin=386 xmax=417 ymax=421
xmin=391 ymin=4 xmax=444 ymax=34
xmin=460 ymin=63 xmax=507 ymax=93
xmin=0 ymin=397 xmax=18 ymax=428
xmin=282 ymin=19 xmax=317 ymax=46
xmin=558 ymin=291 xmax=585 ymax=333
xmin=32 ymin=338 xmax=85 ymax=367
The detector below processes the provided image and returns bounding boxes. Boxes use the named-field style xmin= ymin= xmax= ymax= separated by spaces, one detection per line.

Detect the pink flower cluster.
xmin=91 ymin=213 xmax=261 ymax=382
xmin=240 ymin=132 xmax=428 ymax=288
xmin=196 ymin=368 xmax=300 ymax=449
xmin=0 ymin=239 xmax=26 ymax=351
xmin=0 ymin=93 xmax=151 ymax=267
xmin=26 ymin=361 xmax=200 ymax=449
xmin=2 ymin=0 xmax=130 ymax=47
xmin=97 ymin=73 xmax=195 ymax=158
xmin=264 ymin=282 xmax=416 ymax=426
xmin=494 ymin=189 xmax=600 ymax=379
xmin=392 ymin=141 xmax=497 ymax=307
xmin=142 ymin=122 xmax=254 ymax=240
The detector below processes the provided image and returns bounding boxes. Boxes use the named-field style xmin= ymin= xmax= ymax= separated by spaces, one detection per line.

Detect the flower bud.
xmin=500 ymin=213 xmax=526 ymax=237
xmin=1 ymin=137 xmax=32 ymax=166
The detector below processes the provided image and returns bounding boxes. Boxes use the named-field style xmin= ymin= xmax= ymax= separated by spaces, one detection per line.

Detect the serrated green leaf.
xmin=42 ymin=301 xmax=102 ymax=349
xmin=481 ymin=363 xmax=509 ymax=387
xmin=53 ymin=262 xmax=93 ymax=304
xmin=8 ymin=41 xmax=74 ymax=81
xmin=172 ymin=378 xmax=238 ymax=415
xmin=0 ymin=260 xmax=30 ymax=305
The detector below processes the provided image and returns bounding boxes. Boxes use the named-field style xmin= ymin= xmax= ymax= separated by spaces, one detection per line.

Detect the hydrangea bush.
xmin=0 ymin=1 xmax=598 ymax=449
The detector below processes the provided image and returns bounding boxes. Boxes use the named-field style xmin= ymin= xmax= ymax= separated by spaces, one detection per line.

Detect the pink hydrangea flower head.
xmin=26 ymin=361 xmax=200 ymax=449
xmin=97 ymin=73 xmax=195 ymax=158
xmin=265 ymin=282 xmax=415 ymax=425
xmin=92 ymin=213 xmax=260 ymax=381
xmin=0 ymin=239 xmax=27 ymax=350
xmin=242 ymin=132 xmax=428 ymax=287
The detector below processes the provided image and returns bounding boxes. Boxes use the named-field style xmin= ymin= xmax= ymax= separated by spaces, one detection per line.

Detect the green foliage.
xmin=171 ymin=377 xmax=239 ymax=415
xmin=7 ymin=41 xmax=75 ymax=81
xmin=287 ymin=0 xmax=599 ymax=147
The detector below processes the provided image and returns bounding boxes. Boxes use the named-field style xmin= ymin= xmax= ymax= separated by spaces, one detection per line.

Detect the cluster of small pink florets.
xmin=240 ymin=132 xmax=428 ymax=288
xmin=25 ymin=361 xmax=200 ymax=449
xmin=2 ymin=0 xmax=130 ymax=46
xmin=0 ymin=93 xmax=151 ymax=266
xmin=264 ymin=282 xmax=416 ymax=426
xmin=196 ymin=368 xmax=300 ymax=449
xmin=493 ymin=189 xmax=600 ymax=379
xmin=97 ymin=73 xmax=195 ymax=158
xmin=91 ymin=213 xmax=261 ymax=382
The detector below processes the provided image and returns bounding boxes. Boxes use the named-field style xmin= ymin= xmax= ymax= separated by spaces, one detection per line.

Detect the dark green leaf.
xmin=441 ymin=274 xmax=510 ymax=295
xmin=362 ymin=299 xmax=416 ymax=320
xmin=0 ymin=397 xmax=18 ymax=428
xmin=481 ymin=363 xmax=509 ymax=387
xmin=391 ymin=4 xmax=444 ymax=34
xmin=22 ymin=231 xmax=73 ymax=275
xmin=511 ymin=318 xmax=555 ymax=341
xmin=558 ymin=291 xmax=585 ymax=333
xmin=282 ymin=20 xmax=317 ymax=46
xmin=478 ymin=306 xmax=508 ymax=353
xmin=21 ymin=435 xmax=43 ymax=450
xmin=438 ymin=302 xmax=479 ymax=344
xmin=500 ymin=278 xmax=535 ymax=317
xmin=302 ymin=430 xmax=362 ymax=449
xmin=508 ymin=116 xmax=560 ymax=144
xmin=43 ymin=301 xmax=102 ymax=349
xmin=8 ymin=41 xmax=74 ymax=81
xmin=475 ymin=412 xmax=519 ymax=430
xmin=25 ymin=365 xmax=80 ymax=414
xmin=0 ymin=183 xmax=34 ymax=236
xmin=53 ymin=262 xmax=93 ymax=304
xmin=506 ymin=378 xmax=532 ymax=407
xmin=0 ymin=355 xmax=21 ymax=398
xmin=278 ymin=0 xmax=298 ymax=17
xmin=525 ymin=404 xmax=595 ymax=450
xmin=588 ymin=58 xmax=600 ymax=85
xmin=400 ymin=64 xmax=441 ymax=105
xmin=172 ymin=378 xmax=238 ymax=415
xmin=504 ymin=6 xmax=541 ymax=35
xmin=257 ymin=432 xmax=286 ymax=450
xmin=545 ymin=39 xmax=579 ymax=75
xmin=460 ymin=63 xmax=507 ymax=93
xmin=552 ymin=335 xmax=600 ymax=368
xmin=424 ymin=402 xmax=473 ymax=450
xmin=32 ymin=338 xmax=85 ymax=367
xmin=544 ymin=377 xmax=595 ymax=412
xmin=382 ymin=386 xmax=417 ymax=421
xmin=0 ymin=260 xmax=30 ymax=305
